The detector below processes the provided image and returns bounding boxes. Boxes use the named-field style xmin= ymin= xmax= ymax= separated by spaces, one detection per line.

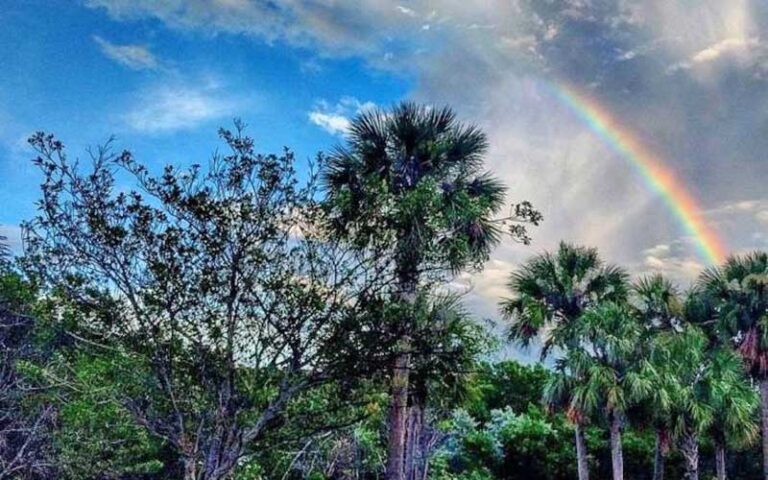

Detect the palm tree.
xmin=563 ymin=301 xmax=644 ymax=480
xmin=634 ymin=274 xmax=683 ymax=331
xmin=323 ymin=103 xmax=511 ymax=480
xmin=699 ymin=252 xmax=768 ymax=480
xmin=405 ymin=293 xmax=491 ymax=480
xmin=684 ymin=285 xmax=759 ymax=480
xmin=644 ymin=326 xmax=712 ymax=480
xmin=501 ymin=243 xmax=628 ymax=480
xmin=632 ymin=274 xmax=683 ymax=480
xmin=706 ymin=348 xmax=759 ymax=480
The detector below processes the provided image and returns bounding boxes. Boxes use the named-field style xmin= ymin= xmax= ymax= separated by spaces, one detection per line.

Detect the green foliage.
xmin=463 ymin=361 xmax=550 ymax=421
xmin=699 ymin=252 xmax=768 ymax=378
xmin=323 ymin=102 xmax=535 ymax=281
xmin=502 ymin=242 xmax=628 ymax=355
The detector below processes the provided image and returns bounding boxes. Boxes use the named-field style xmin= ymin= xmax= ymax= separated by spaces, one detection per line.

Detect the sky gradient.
xmin=3 ymin=1 xmax=768 ymax=356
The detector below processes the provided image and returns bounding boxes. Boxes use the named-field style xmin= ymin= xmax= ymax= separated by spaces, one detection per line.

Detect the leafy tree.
xmin=699 ymin=252 xmax=768 ymax=480
xmin=22 ymin=126 xmax=394 ymax=480
xmin=0 ymin=239 xmax=55 ymax=479
xmin=323 ymin=102 xmax=539 ymax=480
xmin=501 ymin=242 xmax=628 ymax=480
xmin=464 ymin=361 xmax=550 ymax=421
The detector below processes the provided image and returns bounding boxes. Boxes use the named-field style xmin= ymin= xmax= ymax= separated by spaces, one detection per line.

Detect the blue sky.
xmin=4 ymin=1 xmax=768 ymax=347
xmin=0 ymin=0 xmax=409 ymax=224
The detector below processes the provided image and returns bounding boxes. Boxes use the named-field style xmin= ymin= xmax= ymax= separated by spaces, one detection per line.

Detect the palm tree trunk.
xmin=761 ymin=378 xmax=768 ymax=480
xmin=715 ymin=437 xmax=726 ymax=480
xmin=652 ymin=428 xmax=666 ymax=480
xmin=386 ymin=347 xmax=411 ymax=480
xmin=386 ymin=268 xmax=417 ymax=480
xmin=405 ymin=402 xmax=425 ymax=480
xmin=680 ymin=428 xmax=699 ymax=480
xmin=609 ymin=410 xmax=624 ymax=480
xmin=575 ymin=423 xmax=590 ymax=480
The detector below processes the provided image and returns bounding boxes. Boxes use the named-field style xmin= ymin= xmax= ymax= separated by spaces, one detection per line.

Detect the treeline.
xmin=0 ymin=103 xmax=766 ymax=480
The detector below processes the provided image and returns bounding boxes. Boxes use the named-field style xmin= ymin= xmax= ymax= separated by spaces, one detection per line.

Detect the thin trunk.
xmin=575 ymin=422 xmax=590 ymax=480
xmin=184 ymin=457 xmax=198 ymax=480
xmin=680 ymin=428 xmax=699 ymax=480
xmin=386 ymin=349 xmax=411 ymax=480
xmin=715 ymin=438 xmax=726 ymax=480
xmin=609 ymin=410 xmax=624 ymax=480
xmin=652 ymin=429 xmax=666 ymax=480
xmin=761 ymin=378 xmax=768 ymax=480
xmin=405 ymin=403 xmax=425 ymax=480
xmin=386 ymin=262 xmax=418 ymax=480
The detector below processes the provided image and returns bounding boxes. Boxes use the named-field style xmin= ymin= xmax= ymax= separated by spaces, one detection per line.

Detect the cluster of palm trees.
xmin=502 ymin=244 xmax=768 ymax=480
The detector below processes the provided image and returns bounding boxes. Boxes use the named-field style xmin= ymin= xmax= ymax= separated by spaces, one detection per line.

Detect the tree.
xmin=643 ymin=326 xmax=711 ymax=480
xmin=501 ymin=242 xmax=628 ymax=480
xmin=632 ymin=274 xmax=683 ymax=480
xmin=22 ymin=126 xmax=394 ymax=480
xmin=640 ymin=321 xmax=754 ymax=480
xmin=699 ymin=252 xmax=768 ymax=480
xmin=683 ymin=287 xmax=759 ymax=480
xmin=564 ymin=301 xmax=644 ymax=480
xmin=707 ymin=348 xmax=758 ymax=480
xmin=405 ymin=294 xmax=493 ymax=480
xmin=0 ymin=234 xmax=10 ymax=270
xmin=323 ymin=102 xmax=539 ymax=480
xmin=0 ymin=238 xmax=55 ymax=479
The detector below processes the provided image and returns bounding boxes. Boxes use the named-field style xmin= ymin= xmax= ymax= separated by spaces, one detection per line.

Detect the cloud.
xmin=307 ymin=97 xmax=376 ymax=136
xmin=123 ymin=81 xmax=239 ymax=133
xmin=308 ymin=111 xmax=350 ymax=136
xmin=93 ymin=35 xmax=159 ymax=70
xmin=0 ymin=224 xmax=23 ymax=255
xmin=634 ymin=238 xmax=707 ymax=286
xmin=88 ymin=0 xmax=768 ymax=287
xmin=668 ymin=37 xmax=764 ymax=72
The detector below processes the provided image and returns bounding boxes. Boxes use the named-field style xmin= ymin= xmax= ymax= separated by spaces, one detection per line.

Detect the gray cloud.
xmin=86 ymin=0 xmax=768 ymax=290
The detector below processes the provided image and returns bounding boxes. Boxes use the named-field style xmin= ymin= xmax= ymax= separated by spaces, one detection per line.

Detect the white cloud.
xmin=308 ymin=111 xmax=351 ymax=136
xmin=635 ymin=239 xmax=706 ymax=285
xmin=0 ymin=224 xmax=23 ymax=255
xmin=396 ymin=5 xmax=417 ymax=17
xmin=123 ymin=81 xmax=239 ymax=133
xmin=667 ymin=37 xmax=766 ymax=74
xmin=692 ymin=37 xmax=760 ymax=63
xmin=307 ymin=97 xmax=376 ymax=136
xmin=93 ymin=35 xmax=159 ymax=70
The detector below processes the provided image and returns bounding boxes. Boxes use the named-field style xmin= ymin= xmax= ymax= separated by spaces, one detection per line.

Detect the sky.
xmin=2 ymin=1 xmax=768 ymax=357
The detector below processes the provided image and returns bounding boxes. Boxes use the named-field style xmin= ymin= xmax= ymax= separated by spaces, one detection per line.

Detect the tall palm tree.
xmin=323 ymin=103 xmax=510 ymax=480
xmin=501 ymin=242 xmax=628 ymax=480
xmin=564 ymin=301 xmax=644 ymax=480
xmin=642 ymin=321 xmax=754 ymax=480
xmin=644 ymin=326 xmax=712 ymax=480
xmin=706 ymin=348 xmax=759 ymax=480
xmin=632 ymin=274 xmax=683 ymax=480
xmin=685 ymin=284 xmax=759 ymax=480
xmin=699 ymin=252 xmax=768 ymax=480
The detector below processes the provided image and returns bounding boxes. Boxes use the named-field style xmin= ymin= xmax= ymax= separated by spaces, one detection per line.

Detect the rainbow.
xmin=543 ymin=82 xmax=726 ymax=265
